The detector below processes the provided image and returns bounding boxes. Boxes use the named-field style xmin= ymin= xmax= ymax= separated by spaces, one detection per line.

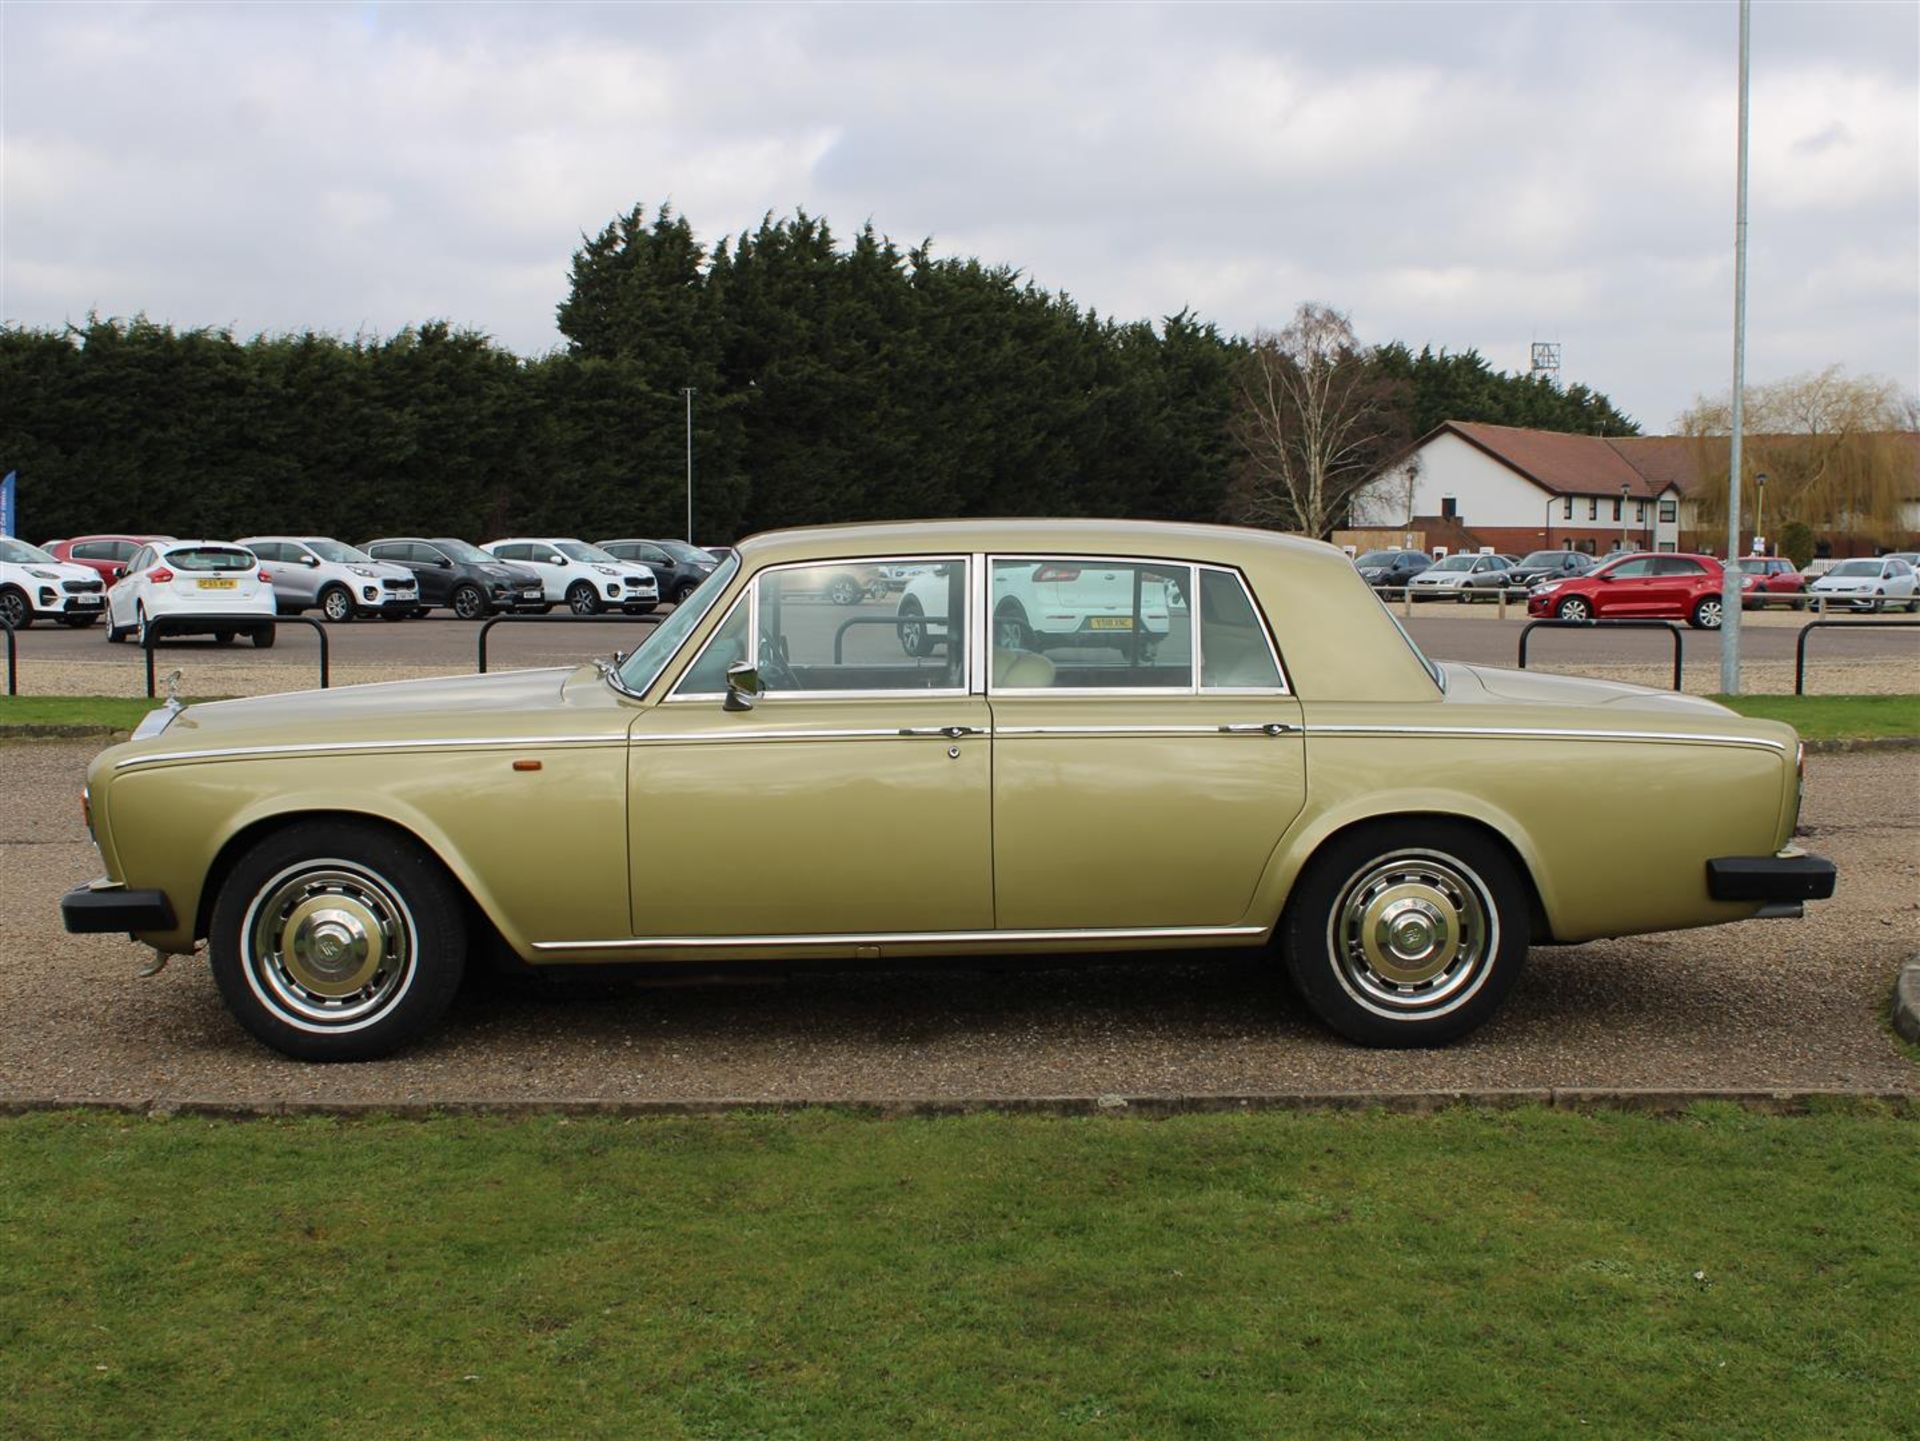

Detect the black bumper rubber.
xmin=1706 ymin=854 xmax=1837 ymax=903
xmin=61 ymin=883 xmax=176 ymax=934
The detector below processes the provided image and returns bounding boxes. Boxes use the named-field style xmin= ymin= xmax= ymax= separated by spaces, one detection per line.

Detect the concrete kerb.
xmin=1895 ymin=955 xmax=1920 ymax=1046
xmin=0 ymin=1088 xmax=1911 ymax=1122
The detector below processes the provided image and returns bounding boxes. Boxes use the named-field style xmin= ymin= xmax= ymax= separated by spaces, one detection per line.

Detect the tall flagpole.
xmin=1721 ymin=0 xmax=1751 ymax=694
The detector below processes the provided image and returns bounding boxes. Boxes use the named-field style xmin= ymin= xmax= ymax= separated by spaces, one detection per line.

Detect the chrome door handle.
xmin=899 ymin=725 xmax=988 ymax=738
xmin=1218 ymin=722 xmax=1298 ymax=736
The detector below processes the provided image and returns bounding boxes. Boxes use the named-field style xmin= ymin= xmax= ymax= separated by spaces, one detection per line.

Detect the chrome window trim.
xmin=632 ymin=727 xmax=952 ymax=745
xmin=113 ymin=734 xmax=622 ymax=770
xmin=670 ymin=553 xmax=972 ymax=703
xmin=994 ymin=723 xmax=1292 ymax=738
xmin=533 ymin=922 xmax=1270 ymax=953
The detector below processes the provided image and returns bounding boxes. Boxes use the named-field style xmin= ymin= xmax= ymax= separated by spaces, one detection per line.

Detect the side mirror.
xmin=111 ymin=566 xmax=127 ymax=580
xmin=723 ymin=661 xmax=762 ymax=712
xmin=549 ymin=555 xmax=568 ymax=567
xmin=436 ymin=557 xmax=452 ymax=568
xmin=302 ymin=555 xmax=320 ymax=567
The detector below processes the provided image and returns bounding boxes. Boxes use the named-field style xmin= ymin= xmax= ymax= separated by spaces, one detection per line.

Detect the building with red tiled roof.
xmin=1348 ymin=420 xmax=1919 ymax=558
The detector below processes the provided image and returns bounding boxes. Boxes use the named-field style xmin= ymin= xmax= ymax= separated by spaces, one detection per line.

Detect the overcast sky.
xmin=4 ymin=1 xmax=1915 ymax=430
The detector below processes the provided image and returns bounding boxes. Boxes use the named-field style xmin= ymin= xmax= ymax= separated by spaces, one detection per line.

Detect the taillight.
xmin=1032 ymin=565 xmax=1081 ymax=583
xmin=149 ymin=566 xmax=174 ymax=583
xmin=81 ymin=787 xmax=93 ymax=837
xmin=258 ymin=569 xmax=272 ymax=581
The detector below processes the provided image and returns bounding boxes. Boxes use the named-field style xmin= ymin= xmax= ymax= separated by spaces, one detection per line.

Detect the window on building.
xmin=1563 ymin=496 xmax=1574 ymax=519
xmin=1440 ymin=496 xmax=1458 ymax=519
xmin=1635 ymin=501 xmax=1647 ymax=523
xmin=1587 ymin=498 xmax=1598 ymax=520
xmin=1611 ymin=498 xmax=1623 ymax=521
xmin=1659 ymin=500 xmax=1678 ymax=524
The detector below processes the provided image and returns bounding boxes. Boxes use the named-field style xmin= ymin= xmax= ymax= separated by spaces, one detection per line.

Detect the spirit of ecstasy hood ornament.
xmin=162 ymin=668 xmax=183 ymax=710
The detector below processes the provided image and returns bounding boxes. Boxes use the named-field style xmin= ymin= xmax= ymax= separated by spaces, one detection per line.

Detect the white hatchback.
xmin=1807 ymin=557 xmax=1919 ymax=612
xmin=480 ymin=539 xmax=660 ymax=614
xmin=899 ymin=557 xmax=1174 ymax=660
xmin=105 ymin=540 xmax=278 ymax=646
xmin=0 ymin=537 xmax=109 ymax=629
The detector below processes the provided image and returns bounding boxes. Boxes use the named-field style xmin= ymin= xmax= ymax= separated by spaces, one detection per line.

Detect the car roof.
xmin=734 ymin=518 xmax=1344 ymax=570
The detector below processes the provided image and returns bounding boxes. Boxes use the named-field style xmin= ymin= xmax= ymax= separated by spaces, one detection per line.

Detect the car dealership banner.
xmin=0 ymin=471 xmax=16 ymax=537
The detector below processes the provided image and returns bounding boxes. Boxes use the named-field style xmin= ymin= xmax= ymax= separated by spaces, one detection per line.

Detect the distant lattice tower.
xmin=1530 ymin=341 xmax=1561 ymax=386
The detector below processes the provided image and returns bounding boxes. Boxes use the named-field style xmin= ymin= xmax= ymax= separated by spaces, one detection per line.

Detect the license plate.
xmin=196 ymin=578 xmax=237 ymax=590
xmin=73 ymin=596 xmax=102 ymax=606
xmin=1088 ymin=616 xmax=1134 ymax=630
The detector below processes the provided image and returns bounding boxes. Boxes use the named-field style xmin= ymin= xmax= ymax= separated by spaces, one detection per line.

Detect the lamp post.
xmin=1543 ymin=493 xmax=1556 ymax=548
xmin=682 ymin=387 xmax=696 ymax=544
xmin=1754 ymin=472 xmax=1767 ymax=555
xmin=1619 ymin=483 xmax=1630 ymax=553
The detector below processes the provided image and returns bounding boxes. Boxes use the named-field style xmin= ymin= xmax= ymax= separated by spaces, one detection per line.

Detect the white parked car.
xmin=237 ymin=536 xmax=420 ymax=621
xmin=899 ymin=557 xmax=1174 ymax=660
xmin=1807 ymin=557 xmax=1919 ymax=612
xmin=1408 ymin=553 xmax=1510 ymax=600
xmin=481 ymin=539 xmax=660 ymax=615
xmin=0 ymin=537 xmax=109 ymax=629
xmin=105 ymin=540 xmax=277 ymax=646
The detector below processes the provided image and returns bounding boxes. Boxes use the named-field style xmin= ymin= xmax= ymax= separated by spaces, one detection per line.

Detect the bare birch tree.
xmin=1227 ymin=304 xmax=1406 ymax=538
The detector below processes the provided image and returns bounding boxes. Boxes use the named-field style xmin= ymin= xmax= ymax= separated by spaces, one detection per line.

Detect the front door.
xmin=627 ymin=557 xmax=992 ymax=939
xmin=985 ymin=559 xmax=1307 ymax=930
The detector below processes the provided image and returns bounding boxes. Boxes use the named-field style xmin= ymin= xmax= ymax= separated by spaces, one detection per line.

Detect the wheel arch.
xmin=192 ymin=805 xmax=518 ymax=958
xmin=1262 ymin=804 xmax=1556 ymax=945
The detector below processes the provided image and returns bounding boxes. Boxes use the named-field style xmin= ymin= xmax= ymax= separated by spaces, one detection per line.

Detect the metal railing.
xmin=144 ymin=615 xmax=327 ymax=697
xmin=1377 ymin=583 xmax=1535 ymax=617
xmin=1 ymin=616 xmax=14 ymax=696
xmin=833 ymin=612 xmax=951 ymax=664
xmin=1794 ymin=618 xmax=1920 ymax=695
xmin=476 ymin=612 xmax=665 ymax=673
xmin=1517 ymin=619 xmax=1686 ymax=692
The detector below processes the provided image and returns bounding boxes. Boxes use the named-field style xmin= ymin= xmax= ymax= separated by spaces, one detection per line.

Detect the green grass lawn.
xmin=1714 ymin=693 xmax=1920 ymax=741
xmin=2 ymin=1106 xmax=1914 ymax=1439
xmin=0 ymin=695 xmax=220 ymax=732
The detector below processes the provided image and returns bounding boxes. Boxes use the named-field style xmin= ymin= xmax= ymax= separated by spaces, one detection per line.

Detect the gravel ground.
xmin=2 ymin=741 xmax=1914 ymax=1103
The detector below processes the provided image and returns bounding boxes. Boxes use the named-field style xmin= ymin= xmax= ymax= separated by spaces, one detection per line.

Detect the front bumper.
xmin=61 ymin=880 xmax=177 ymax=934
xmin=1706 ymin=851 xmax=1836 ymax=910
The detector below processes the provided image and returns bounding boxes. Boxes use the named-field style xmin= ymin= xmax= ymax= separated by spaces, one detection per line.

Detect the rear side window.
xmin=72 ymin=541 xmax=114 ymax=560
xmin=164 ymin=547 xmax=255 ymax=572
xmin=1655 ymin=558 xmax=1706 ymax=576
xmin=1199 ymin=569 xmax=1283 ymax=690
xmin=990 ymin=557 xmax=1192 ymax=691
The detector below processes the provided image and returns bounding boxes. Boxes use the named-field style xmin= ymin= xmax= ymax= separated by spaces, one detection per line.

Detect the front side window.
xmin=675 ymin=558 xmax=967 ymax=697
xmin=990 ymin=557 xmax=1191 ymax=691
xmin=1602 ymin=558 xmax=1655 ymax=578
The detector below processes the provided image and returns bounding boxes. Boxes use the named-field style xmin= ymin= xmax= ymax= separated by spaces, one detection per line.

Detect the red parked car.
xmin=1734 ymin=556 xmax=1808 ymax=609
xmin=1526 ymin=552 xmax=1730 ymax=629
xmin=44 ymin=534 xmax=175 ymax=584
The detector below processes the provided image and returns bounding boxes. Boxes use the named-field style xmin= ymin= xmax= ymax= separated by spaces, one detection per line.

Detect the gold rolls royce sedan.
xmin=62 ymin=520 xmax=1836 ymax=1061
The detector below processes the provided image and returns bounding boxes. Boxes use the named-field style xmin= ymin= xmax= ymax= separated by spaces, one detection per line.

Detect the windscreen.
xmin=1519 ymin=551 xmax=1571 ymax=567
xmin=661 ymin=541 xmax=717 ymax=564
xmin=164 ymin=547 xmax=256 ymax=572
xmin=616 ymin=553 xmax=740 ymax=694
xmin=1429 ymin=555 xmax=1477 ymax=572
xmin=558 ymin=542 xmax=620 ymax=564
xmin=0 ymin=538 xmax=59 ymax=565
xmin=1827 ymin=560 xmax=1880 ymax=577
xmin=1354 ymin=550 xmax=1397 ymax=566
xmin=307 ymin=539 xmax=373 ymax=564
xmin=434 ymin=539 xmax=493 ymax=563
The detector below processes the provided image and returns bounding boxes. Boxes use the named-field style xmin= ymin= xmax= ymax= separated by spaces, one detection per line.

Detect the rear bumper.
xmin=1706 ymin=852 xmax=1836 ymax=905
xmin=61 ymin=881 xmax=177 ymax=934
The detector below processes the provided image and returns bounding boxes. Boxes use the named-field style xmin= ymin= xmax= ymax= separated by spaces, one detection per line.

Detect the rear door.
xmin=987 ymin=558 xmax=1305 ymax=930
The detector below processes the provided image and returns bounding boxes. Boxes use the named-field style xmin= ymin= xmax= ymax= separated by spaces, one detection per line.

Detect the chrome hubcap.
xmin=1332 ymin=850 xmax=1495 ymax=1014
xmin=244 ymin=863 xmax=415 ymax=1028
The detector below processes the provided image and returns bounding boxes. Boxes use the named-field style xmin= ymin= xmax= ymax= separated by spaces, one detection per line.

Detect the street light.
xmin=1754 ymin=472 xmax=1768 ymax=555
xmin=1619 ymin=483 xmax=1631 ymax=553
xmin=682 ymin=387 xmax=696 ymax=544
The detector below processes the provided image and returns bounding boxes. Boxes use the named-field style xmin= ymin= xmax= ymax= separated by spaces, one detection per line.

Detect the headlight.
xmin=351 ymin=566 xmax=378 ymax=577
xmin=592 ymin=565 xmax=617 ymax=576
xmin=28 ymin=568 xmax=57 ymax=579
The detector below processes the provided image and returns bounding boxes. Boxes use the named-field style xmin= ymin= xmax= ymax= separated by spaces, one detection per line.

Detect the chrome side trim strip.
xmin=631 ymin=727 xmax=923 ymax=745
xmin=114 ymin=734 xmax=621 ymax=769
xmin=1307 ymin=724 xmax=1788 ymax=752
xmin=532 ymin=922 xmax=1270 ymax=953
xmin=995 ymin=724 xmax=1272 ymax=738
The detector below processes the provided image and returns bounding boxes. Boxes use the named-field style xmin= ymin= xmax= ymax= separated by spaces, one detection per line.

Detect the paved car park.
xmin=3 ymin=740 xmax=1915 ymax=1104
xmin=8 ymin=597 xmax=1919 ymax=697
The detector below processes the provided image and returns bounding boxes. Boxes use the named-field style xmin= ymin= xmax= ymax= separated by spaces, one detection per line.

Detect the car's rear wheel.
xmin=135 ymin=604 xmax=152 ymax=646
xmin=1282 ymin=821 xmax=1528 ymax=1047
xmin=671 ymin=579 xmax=700 ymax=604
xmin=1554 ymin=596 xmax=1591 ymax=622
xmin=212 ymin=629 xmax=237 ymax=645
xmin=251 ymin=624 xmax=276 ymax=649
xmin=825 ymin=574 xmax=863 ymax=606
xmin=567 ymin=582 xmax=603 ymax=616
xmin=451 ymin=584 xmax=488 ymax=620
xmin=1690 ymin=596 xmax=1724 ymax=630
xmin=209 ymin=820 xmax=468 ymax=1061
xmin=105 ymin=618 xmax=127 ymax=643
xmin=320 ymin=586 xmax=355 ymax=623
xmin=896 ymin=595 xmax=936 ymax=656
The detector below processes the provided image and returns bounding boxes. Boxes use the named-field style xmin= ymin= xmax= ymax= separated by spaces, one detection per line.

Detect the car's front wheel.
xmin=825 ymin=574 xmax=863 ymax=606
xmin=896 ymin=595 xmax=935 ymax=656
xmin=1690 ymin=596 xmax=1724 ymax=630
xmin=1554 ymin=596 xmax=1591 ymax=622
xmin=567 ymin=582 xmax=603 ymax=616
xmin=320 ymin=586 xmax=356 ymax=623
xmin=1282 ymin=821 xmax=1528 ymax=1047
xmin=451 ymin=584 xmax=489 ymax=620
xmin=209 ymin=820 xmax=468 ymax=1061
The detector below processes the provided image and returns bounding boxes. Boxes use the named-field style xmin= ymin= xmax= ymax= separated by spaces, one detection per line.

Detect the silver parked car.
xmin=237 ymin=536 xmax=422 ymax=621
